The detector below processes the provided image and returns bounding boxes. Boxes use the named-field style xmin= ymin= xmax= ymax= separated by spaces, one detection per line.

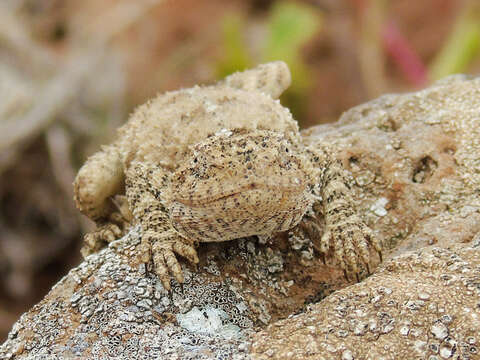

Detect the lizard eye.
xmin=193 ymin=158 xmax=198 ymax=163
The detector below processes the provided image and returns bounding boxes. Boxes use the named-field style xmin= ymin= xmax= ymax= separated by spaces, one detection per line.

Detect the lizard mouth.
xmin=168 ymin=178 xmax=311 ymax=243
xmin=174 ymin=180 xmax=304 ymax=207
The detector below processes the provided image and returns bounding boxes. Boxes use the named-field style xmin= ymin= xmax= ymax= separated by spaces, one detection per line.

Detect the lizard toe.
xmin=100 ymin=223 xmax=122 ymax=242
xmin=163 ymin=249 xmax=184 ymax=285
xmin=81 ymin=222 xmax=122 ymax=257
xmin=81 ymin=233 xmax=98 ymax=257
xmin=172 ymin=241 xmax=199 ymax=265
xmin=140 ymin=228 xmax=198 ymax=290
xmin=152 ymin=252 xmax=171 ymax=291
xmin=328 ymin=220 xmax=378 ymax=280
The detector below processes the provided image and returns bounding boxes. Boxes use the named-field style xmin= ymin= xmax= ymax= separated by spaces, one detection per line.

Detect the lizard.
xmin=73 ymin=61 xmax=382 ymax=291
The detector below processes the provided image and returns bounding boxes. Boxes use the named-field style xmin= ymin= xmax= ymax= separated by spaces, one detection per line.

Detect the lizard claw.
xmin=140 ymin=230 xmax=199 ymax=291
xmin=80 ymin=206 xmax=131 ymax=258
xmin=81 ymin=222 xmax=123 ymax=257
xmin=289 ymin=214 xmax=379 ymax=281
xmin=321 ymin=218 xmax=379 ymax=281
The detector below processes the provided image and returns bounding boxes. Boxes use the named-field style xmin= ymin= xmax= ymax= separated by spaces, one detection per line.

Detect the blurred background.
xmin=0 ymin=0 xmax=479 ymax=341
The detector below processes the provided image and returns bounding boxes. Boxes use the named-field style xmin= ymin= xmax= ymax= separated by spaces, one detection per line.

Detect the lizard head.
xmin=165 ymin=129 xmax=312 ymax=242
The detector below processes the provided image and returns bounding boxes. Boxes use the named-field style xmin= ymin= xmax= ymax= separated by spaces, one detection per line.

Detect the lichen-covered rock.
xmin=1 ymin=75 xmax=480 ymax=359
xmin=0 ymin=227 xmax=254 ymax=359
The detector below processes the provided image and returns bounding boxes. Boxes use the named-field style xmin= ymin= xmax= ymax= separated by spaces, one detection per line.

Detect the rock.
xmin=251 ymin=244 xmax=480 ymax=359
xmin=1 ymin=75 xmax=480 ymax=359
xmin=302 ymin=74 xmax=480 ymax=256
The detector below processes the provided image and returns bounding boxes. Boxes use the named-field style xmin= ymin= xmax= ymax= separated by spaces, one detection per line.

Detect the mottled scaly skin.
xmin=74 ymin=62 xmax=381 ymax=290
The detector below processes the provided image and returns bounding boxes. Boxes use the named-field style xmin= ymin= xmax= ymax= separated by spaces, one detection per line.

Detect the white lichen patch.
xmin=431 ymin=321 xmax=449 ymax=341
xmin=370 ymin=197 xmax=389 ymax=217
xmin=176 ymin=306 xmax=243 ymax=340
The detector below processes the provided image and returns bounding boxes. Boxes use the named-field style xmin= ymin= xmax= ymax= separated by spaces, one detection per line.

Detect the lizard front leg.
xmin=320 ymin=157 xmax=382 ymax=276
xmin=294 ymin=146 xmax=382 ymax=278
xmin=74 ymin=144 xmax=132 ymax=256
xmin=126 ymin=162 xmax=199 ymax=291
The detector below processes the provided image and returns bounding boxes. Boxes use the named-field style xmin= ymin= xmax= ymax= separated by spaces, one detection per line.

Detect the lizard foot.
xmin=140 ymin=229 xmax=199 ymax=291
xmin=290 ymin=214 xmax=382 ymax=280
xmin=321 ymin=218 xmax=382 ymax=279
xmin=80 ymin=210 xmax=131 ymax=258
xmin=81 ymin=222 xmax=122 ymax=257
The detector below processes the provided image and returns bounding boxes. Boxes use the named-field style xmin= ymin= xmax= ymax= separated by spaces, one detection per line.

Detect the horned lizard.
xmin=74 ymin=61 xmax=382 ymax=290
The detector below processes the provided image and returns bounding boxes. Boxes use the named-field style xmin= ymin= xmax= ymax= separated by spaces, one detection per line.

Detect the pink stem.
xmin=382 ymin=21 xmax=429 ymax=86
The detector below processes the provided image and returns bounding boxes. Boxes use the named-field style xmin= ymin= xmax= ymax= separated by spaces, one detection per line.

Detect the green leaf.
xmin=263 ymin=1 xmax=322 ymax=121
xmin=263 ymin=1 xmax=321 ymax=93
xmin=217 ymin=13 xmax=252 ymax=78
xmin=263 ymin=2 xmax=320 ymax=62
xmin=430 ymin=4 xmax=480 ymax=80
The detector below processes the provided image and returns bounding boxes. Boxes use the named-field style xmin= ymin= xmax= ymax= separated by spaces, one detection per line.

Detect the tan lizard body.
xmin=74 ymin=62 xmax=381 ymax=290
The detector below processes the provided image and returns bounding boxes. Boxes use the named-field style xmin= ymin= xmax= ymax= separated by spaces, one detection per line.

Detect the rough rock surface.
xmin=251 ymin=243 xmax=480 ymax=359
xmin=1 ymin=75 xmax=480 ymax=359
